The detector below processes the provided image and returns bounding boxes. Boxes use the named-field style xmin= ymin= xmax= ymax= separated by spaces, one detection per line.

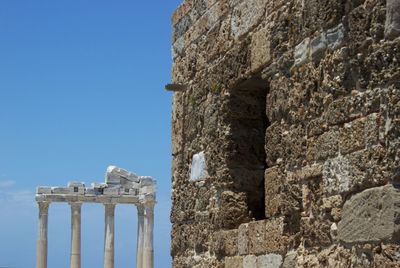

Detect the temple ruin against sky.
xmin=35 ymin=166 xmax=156 ymax=268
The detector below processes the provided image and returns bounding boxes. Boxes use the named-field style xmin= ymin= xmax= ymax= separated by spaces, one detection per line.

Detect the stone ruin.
xmin=169 ymin=0 xmax=400 ymax=267
xmin=35 ymin=166 xmax=156 ymax=268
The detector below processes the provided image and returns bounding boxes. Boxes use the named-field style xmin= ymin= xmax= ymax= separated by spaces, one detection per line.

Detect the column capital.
xmin=104 ymin=203 xmax=116 ymax=215
xmin=69 ymin=202 xmax=82 ymax=210
xmin=38 ymin=201 xmax=50 ymax=215
xmin=137 ymin=205 xmax=145 ymax=216
xmin=144 ymin=202 xmax=155 ymax=217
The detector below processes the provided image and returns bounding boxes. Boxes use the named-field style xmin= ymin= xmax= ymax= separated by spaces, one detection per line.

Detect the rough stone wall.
xmin=170 ymin=0 xmax=400 ymax=267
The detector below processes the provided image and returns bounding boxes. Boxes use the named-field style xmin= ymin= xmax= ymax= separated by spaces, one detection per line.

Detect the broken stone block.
xmin=106 ymin=165 xmax=139 ymax=185
xmin=385 ymin=0 xmax=400 ymax=40
xmin=294 ymin=38 xmax=310 ymax=67
xmin=257 ymin=254 xmax=283 ymax=268
xmin=338 ymin=185 xmax=400 ymax=244
xmin=190 ymin=151 xmax=208 ymax=181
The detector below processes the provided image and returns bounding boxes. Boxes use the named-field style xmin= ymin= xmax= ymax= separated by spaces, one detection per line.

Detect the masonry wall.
xmin=170 ymin=0 xmax=400 ymax=267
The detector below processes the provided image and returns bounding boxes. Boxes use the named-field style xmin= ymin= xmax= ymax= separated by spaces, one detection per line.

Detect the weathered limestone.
xmin=70 ymin=202 xmax=82 ymax=268
xmin=36 ymin=166 xmax=156 ymax=268
xmin=338 ymin=185 xmax=400 ymax=244
xmin=104 ymin=203 xmax=116 ymax=268
xmin=36 ymin=201 xmax=50 ymax=268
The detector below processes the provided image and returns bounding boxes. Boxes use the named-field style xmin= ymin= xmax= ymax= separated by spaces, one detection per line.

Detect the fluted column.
xmin=136 ymin=205 xmax=145 ymax=268
xmin=70 ymin=202 xmax=82 ymax=268
xmin=143 ymin=202 xmax=155 ymax=268
xmin=103 ymin=203 xmax=116 ymax=268
xmin=36 ymin=201 xmax=50 ymax=268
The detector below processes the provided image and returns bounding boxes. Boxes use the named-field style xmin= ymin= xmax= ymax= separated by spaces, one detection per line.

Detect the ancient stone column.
xmin=70 ymin=202 xmax=82 ymax=268
xmin=36 ymin=201 xmax=50 ymax=268
xmin=103 ymin=203 xmax=116 ymax=268
xmin=143 ymin=202 xmax=155 ymax=268
xmin=136 ymin=205 xmax=145 ymax=268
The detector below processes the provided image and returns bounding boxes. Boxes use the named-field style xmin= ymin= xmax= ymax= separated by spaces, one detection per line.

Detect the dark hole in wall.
xmin=226 ymin=76 xmax=269 ymax=220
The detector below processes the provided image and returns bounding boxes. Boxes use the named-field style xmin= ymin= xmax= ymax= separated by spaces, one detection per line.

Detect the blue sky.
xmin=0 ymin=1 xmax=181 ymax=267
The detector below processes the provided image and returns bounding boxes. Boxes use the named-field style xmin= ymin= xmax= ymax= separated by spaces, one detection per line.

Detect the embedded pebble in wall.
xmin=326 ymin=23 xmax=345 ymax=50
xmin=385 ymin=0 xmax=400 ymax=40
xmin=294 ymin=38 xmax=310 ymax=67
xmin=190 ymin=151 xmax=208 ymax=181
xmin=310 ymin=33 xmax=327 ymax=62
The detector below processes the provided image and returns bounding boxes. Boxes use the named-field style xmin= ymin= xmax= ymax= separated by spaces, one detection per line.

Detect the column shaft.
xmin=143 ymin=203 xmax=155 ymax=268
xmin=136 ymin=205 xmax=145 ymax=268
xmin=70 ymin=202 xmax=82 ymax=268
xmin=103 ymin=203 xmax=116 ymax=268
xmin=36 ymin=202 xmax=50 ymax=268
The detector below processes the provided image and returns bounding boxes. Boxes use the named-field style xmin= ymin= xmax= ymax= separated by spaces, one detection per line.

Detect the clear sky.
xmin=0 ymin=1 xmax=181 ymax=267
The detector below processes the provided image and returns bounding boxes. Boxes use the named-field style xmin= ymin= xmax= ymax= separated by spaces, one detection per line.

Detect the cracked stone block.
xmin=190 ymin=151 xmax=208 ymax=181
xmin=338 ymin=185 xmax=400 ymax=244
xmin=385 ymin=0 xmax=400 ymax=40
xmin=257 ymin=254 xmax=283 ymax=268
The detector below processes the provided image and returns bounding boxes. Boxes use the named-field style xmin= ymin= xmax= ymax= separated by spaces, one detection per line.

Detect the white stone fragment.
xmin=294 ymin=38 xmax=310 ymax=67
xmin=84 ymin=188 xmax=96 ymax=196
xmin=326 ymin=23 xmax=345 ymax=50
xmin=310 ymin=33 xmax=327 ymax=62
xmin=106 ymin=165 xmax=139 ymax=185
xmin=140 ymin=176 xmax=155 ymax=186
xmin=323 ymin=155 xmax=351 ymax=195
xmin=190 ymin=151 xmax=208 ymax=181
